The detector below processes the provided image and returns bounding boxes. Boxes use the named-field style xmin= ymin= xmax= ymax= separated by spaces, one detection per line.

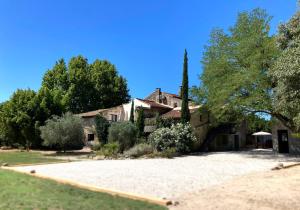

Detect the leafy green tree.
xmin=40 ymin=59 xmax=69 ymax=116
xmin=181 ymin=49 xmax=190 ymax=123
xmin=129 ymin=100 xmax=135 ymax=123
xmin=90 ymin=60 xmax=130 ymax=110
xmin=247 ymin=114 xmax=271 ymax=133
xmin=41 ymin=56 xmax=130 ymax=114
xmin=0 ymin=55 xmax=130 ymax=149
xmin=95 ymin=115 xmax=110 ymax=144
xmin=108 ymin=122 xmax=137 ymax=152
xmin=67 ymin=56 xmax=95 ymax=113
xmin=192 ymin=9 xmax=279 ymax=125
xmin=270 ymin=10 xmax=300 ymax=131
xmin=40 ymin=112 xmax=84 ymax=152
xmin=42 ymin=59 xmax=69 ymax=91
xmin=136 ymin=107 xmax=145 ymax=137
xmin=0 ymin=89 xmax=41 ymax=149
xmin=36 ymin=87 xmax=66 ymax=122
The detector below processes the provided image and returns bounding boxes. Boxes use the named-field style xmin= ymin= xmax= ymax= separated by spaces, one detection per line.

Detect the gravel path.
xmin=12 ymin=150 xmax=300 ymax=202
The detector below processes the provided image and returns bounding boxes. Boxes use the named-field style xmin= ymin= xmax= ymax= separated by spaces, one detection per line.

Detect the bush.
xmin=40 ymin=112 xmax=84 ymax=152
xmin=160 ymin=147 xmax=177 ymax=158
xmin=108 ymin=122 xmax=137 ymax=152
xmin=91 ymin=143 xmax=102 ymax=151
xmin=156 ymin=116 xmax=179 ymax=128
xmin=95 ymin=115 xmax=110 ymax=144
xmin=97 ymin=142 xmax=119 ymax=157
xmin=149 ymin=123 xmax=196 ymax=154
xmin=123 ymin=143 xmax=153 ymax=158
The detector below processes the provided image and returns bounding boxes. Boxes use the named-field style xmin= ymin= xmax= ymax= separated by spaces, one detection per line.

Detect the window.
xmin=111 ymin=114 xmax=118 ymax=122
xmin=174 ymin=103 xmax=178 ymax=108
xmin=87 ymin=134 xmax=94 ymax=141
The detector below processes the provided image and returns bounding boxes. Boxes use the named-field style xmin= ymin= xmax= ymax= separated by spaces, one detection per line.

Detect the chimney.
xmin=179 ymin=86 xmax=182 ymax=98
xmin=156 ymin=88 xmax=162 ymax=103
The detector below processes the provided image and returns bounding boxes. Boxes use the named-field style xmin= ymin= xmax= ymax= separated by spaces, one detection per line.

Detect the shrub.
xmin=149 ymin=123 xmax=196 ymax=153
xmin=97 ymin=142 xmax=119 ymax=157
xmin=95 ymin=115 xmax=110 ymax=144
xmin=108 ymin=122 xmax=137 ymax=152
xmin=91 ymin=143 xmax=102 ymax=151
xmin=123 ymin=143 xmax=153 ymax=158
xmin=156 ymin=115 xmax=179 ymax=128
xmin=160 ymin=147 xmax=177 ymax=158
xmin=40 ymin=112 xmax=84 ymax=152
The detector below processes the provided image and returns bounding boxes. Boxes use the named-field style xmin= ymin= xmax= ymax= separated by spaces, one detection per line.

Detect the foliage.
xmin=91 ymin=143 xmax=102 ymax=151
xmin=0 ymin=89 xmax=42 ymax=149
xmin=181 ymin=49 xmax=191 ymax=123
xmin=67 ymin=56 xmax=95 ymax=113
xmin=96 ymin=142 xmax=120 ymax=157
xmin=90 ymin=60 xmax=130 ymax=111
xmin=123 ymin=143 xmax=153 ymax=158
xmin=191 ymin=8 xmax=278 ymax=124
xmin=159 ymin=148 xmax=177 ymax=159
xmin=129 ymin=100 xmax=135 ymax=123
xmin=95 ymin=115 xmax=110 ymax=144
xmin=42 ymin=56 xmax=130 ymax=114
xmin=136 ymin=107 xmax=145 ymax=138
xmin=108 ymin=122 xmax=137 ymax=152
xmin=0 ymin=170 xmax=166 ymax=210
xmin=270 ymin=10 xmax=300 ymax=131
xmin=149 ymin=123 xmax=196 ymax=153
xmin=156 ymin=115 xmax=179 ymax=128
xmin=40 ymin=112 xmax=84 ymax=152
xmin=246 ymin=114 xmax=271 ymax=133
xmin=0 ymin=55 xmax=130 ymax=150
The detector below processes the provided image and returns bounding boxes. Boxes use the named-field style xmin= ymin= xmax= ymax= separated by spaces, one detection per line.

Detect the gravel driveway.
xmin=12 ymin=149 xmax=300 ymax=202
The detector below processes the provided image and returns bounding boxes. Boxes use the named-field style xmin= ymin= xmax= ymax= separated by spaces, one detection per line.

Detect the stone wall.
xmin=272 ymin=120 xmax=300 ymax=155
xmin=145 ymin=89 xmax=182 ymax=108
xmin=82 ymin=117 xmax=98 ymax=144
xmin=81 ymin=105 xmax=125 ymax=145
xmin=190 ymin=109 xmax=210 ymax=150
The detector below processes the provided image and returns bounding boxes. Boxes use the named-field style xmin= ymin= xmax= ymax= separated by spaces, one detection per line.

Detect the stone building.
xmin=145 ymin=88 xmax=191 ymax=108
xmin=77 ymin=88 xmax=248 ymax=151
xmin=77 ymin=105 xmax=124 ymax=144
xmin=272 ymin=120 xmax=300 ymax=155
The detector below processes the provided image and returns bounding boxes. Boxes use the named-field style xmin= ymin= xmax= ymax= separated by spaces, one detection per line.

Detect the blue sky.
xmin=0 ymin=0 xmax=297 ymax=102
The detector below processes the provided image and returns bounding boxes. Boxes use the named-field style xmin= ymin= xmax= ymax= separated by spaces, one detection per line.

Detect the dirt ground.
xmin=171 ymin=165 xmax=300 ymax=210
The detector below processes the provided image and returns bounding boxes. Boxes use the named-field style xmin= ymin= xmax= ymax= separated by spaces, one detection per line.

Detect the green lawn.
xmin=0 ymin=169 xmax=166 ymax=210
xmin=0 ymin=151 xmax=65 ymax=166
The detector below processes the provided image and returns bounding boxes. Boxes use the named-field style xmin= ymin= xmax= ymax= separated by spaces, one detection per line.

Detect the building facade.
xmin=77 ymin=88 xmax=248 ymax=151
xmin=272 ymin=120 xmax=300 ymax=155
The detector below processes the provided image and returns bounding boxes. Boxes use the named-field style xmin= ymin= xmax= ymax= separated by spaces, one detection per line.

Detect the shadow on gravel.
xmin=190 ymin=149 xmax=300 ymax=162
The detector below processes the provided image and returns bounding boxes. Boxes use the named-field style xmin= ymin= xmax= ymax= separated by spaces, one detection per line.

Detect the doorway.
xmin=234 ymin=135 xmax=239 ymax=151
xmin=278 ymin=130 xmax=289 ymax=153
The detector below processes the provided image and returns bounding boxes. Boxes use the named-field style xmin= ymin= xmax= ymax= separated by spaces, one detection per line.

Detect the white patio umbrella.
xmin=252 ymin=131 xmax=272 ymax=136
xmin=252 ymin=131 xmax=272 ymax=148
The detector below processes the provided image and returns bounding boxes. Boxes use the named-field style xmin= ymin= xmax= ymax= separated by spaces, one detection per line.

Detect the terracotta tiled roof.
xmin=76 ymin=109 xmax=107 ymax=117
xmin=136 ymin=99 xmax=173 ymax=109
xmin=161 ymin=106 xmax=201 ymax=119
xmin=161 ymin=110 xmax=181 ymax=119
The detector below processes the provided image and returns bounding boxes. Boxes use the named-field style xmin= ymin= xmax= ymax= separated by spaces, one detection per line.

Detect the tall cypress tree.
xmin=136 ymin=106 xmax=145 ymax=138
xmin=181 ymin=49 xmax=190 ymax=123
xmin=129 ymin=100 xmax=134 ymax=123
